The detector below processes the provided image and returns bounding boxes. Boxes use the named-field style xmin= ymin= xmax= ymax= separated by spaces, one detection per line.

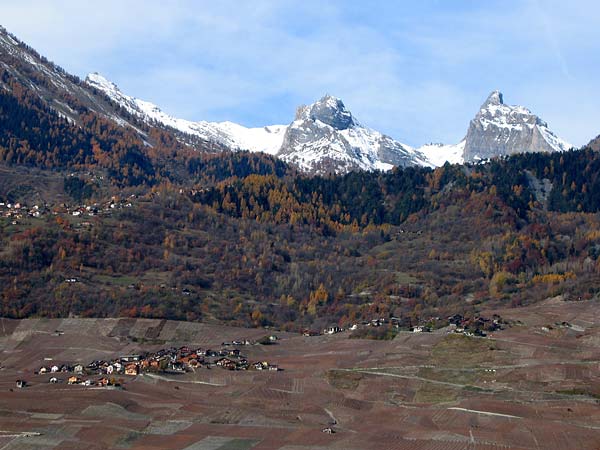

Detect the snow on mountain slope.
xmin=462 ymin=91 xmax=571 ymax=162
xmin=277 ymin=95 xmax=431 ymax=174
xmin=85 ymin=73 xmax=573 ymax=173
xmin=85 ymin=73 xmax=286 ymax=154
xmin=86 ymin=75 xmax=430 ymax=174
xmin=417 ymin=141 xmax=465 ymax=166
xmin=415 ymin=91 xmax=571 ymax=166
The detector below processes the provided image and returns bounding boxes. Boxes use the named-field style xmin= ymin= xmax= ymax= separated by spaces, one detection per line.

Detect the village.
xmin=0 ymin=190 xmax=137 ymax=226
xmin=322 ymin=313 xmax=506 ymax=337
xmin=21 ymin=339 xmax=280 ymax=389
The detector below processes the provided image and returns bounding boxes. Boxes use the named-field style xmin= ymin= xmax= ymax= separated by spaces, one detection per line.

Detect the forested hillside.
xmin=1 ymin=145 xmax=600 ymax=331
xmin=1 ymin=24 xmax=599 ymax=332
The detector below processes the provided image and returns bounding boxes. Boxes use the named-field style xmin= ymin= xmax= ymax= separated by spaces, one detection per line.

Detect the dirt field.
xmin=1 ymin=298 xmax=599 ymax=449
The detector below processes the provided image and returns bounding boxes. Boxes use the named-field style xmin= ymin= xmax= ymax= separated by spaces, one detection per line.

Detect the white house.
xmin=324 ymin=326 xmax=343 ymax=335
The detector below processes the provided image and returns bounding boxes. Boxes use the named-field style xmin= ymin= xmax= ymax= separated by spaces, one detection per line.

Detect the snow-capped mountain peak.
xmin=296 ymin=94 xmax=357 ymax=130
xmin=85 ymin=74 xmax=430 ymax=174
xmin=278 ymin=96 xmax=430 ymax=174
xmin=462 ymin=90 xmax=571 ymax=161
xmin=483 ymin=90 xmax=503 ymax=107
xmin=84 ymin=72 xmax=573 ymax=173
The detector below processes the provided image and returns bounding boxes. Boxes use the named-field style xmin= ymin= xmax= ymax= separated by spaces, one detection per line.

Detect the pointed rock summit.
xmin=483 ymin=90 xmax=504 ymax=106
xmin=462 ymin=91 xmax=571 ymax=162
xmin=278 ymin=95 xmax=429 ymax=174
xmin=0 ymin=26 xmax=577 ymax=175
xmin=83 ymin=72 xmax=573 ymax=173
xmin=296 ymin=95 xmax=356 ymax=130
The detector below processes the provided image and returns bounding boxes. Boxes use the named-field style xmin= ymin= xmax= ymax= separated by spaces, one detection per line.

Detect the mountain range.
xmin=87 ymin=71 xmax=573 ymax=173
xmin=0 ymin=25 xmax=577 ymax=175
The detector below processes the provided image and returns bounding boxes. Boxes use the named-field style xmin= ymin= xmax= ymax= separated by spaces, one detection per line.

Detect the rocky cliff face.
xmin=277 ymin=95 xmax=430 ymax=175
xmin=462 ymin=91 xmax=571 ymax=162
xmin=587 ymin=135 xmax=600 ymax=152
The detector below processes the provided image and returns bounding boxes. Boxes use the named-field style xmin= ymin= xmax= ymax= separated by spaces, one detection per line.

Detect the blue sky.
xmin=1 ymin=0 xmax=598 ymax=147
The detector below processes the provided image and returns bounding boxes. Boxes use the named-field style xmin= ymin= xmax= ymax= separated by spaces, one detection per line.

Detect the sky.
xmin=1 ymin=0 xmax=598 ymax=147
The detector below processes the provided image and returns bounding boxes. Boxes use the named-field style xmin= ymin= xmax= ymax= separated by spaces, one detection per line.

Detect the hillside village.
xmin=26 ymin=340 xmax=280 ymax=388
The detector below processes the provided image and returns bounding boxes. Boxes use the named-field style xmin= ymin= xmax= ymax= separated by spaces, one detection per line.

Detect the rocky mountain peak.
xmin=295 ymin=94 xmax=355 ymax=130
xmin=482 ymin=90 xmax=504 ymax=107
xmin=462 ymin=91 xmax=571 ymax=161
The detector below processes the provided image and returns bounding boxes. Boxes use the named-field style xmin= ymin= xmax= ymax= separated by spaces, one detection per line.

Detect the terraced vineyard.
xmin=0 ymin=297 xmax=599 ymax=449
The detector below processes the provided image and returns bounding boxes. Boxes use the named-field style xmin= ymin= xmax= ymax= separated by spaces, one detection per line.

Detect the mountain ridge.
xmin=85 ymin=74 xmax=431 ymax=174
xmin=86 ymin=71 xmax=573 ymax=172
xmin=0 ymin=25 xmax=579 ymax=176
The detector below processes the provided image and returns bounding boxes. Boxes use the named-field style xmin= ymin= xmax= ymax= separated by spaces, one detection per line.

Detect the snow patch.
xmin=85 ymin=72 xmax=287 ymax=154
xmin=418 ymin=141 xmax=465 ymax=166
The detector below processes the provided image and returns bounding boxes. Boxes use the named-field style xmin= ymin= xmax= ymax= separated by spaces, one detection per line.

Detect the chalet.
xmin=187 ymin=359 xmax=201 ymax=369
xmin=322 ymin=427 xmax=335 ymax=434
xmin=73 ymin=364 xmax=84 ymax=374
xmin=49 ymin=377 xmax=59 ymax=384
xmin=97 ymin=377 xmax=109 ymax=387
xmin=324 ymin=326 xmax=343 ymax=335
xmin=178 ymin=354 xmax=197 ymax=365
xmin=87 ymin=360 xmax=103 ymax=371
xmin=124 ymin=364 xmax=139 ymax=376
xmin=50 ymin=365 xmax=59 ymax=373
xmin=38 ymin=366 xmax=49 ymax=374
xmin=16 ymin=379 xmax=26 ymax=388
xmin=215 ymin=358 xmax=237 ymax=370
xmin=168 ymin=362 xmax=186 ymax=373
xmin=253 ymin=361 xmax=268 ymax=371
xmin=68 ymin=376 xmax=80 ymax=384
xmin=106 ymin=365 xmax=114 ymax=375
xmin=149 ymin=359 xmax=161 ymax=370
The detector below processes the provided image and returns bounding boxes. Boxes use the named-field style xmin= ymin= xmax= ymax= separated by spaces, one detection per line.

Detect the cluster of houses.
xmin=317 ymin=314 xmax=506 ymax=338
xmin=445 ymin=314 xmax=504 ymax=337
xmin=0 ymin=201 xmax=46 ymax=223
xmin=0 ymin=192 xmax=138 ymax=227
xmin=30 ymin=343 xmax=279 ymax=388
xmin=407 ymin=314 xmax=505 ymax=336
xmin=66 ymin=196 xmax=135 ymax=218
xmin=319 ymin=318 xmax=391 ymax=336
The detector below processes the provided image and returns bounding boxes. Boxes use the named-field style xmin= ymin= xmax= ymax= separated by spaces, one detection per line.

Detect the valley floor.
xmin=0 ymin=298 xmax=599 ymax=449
